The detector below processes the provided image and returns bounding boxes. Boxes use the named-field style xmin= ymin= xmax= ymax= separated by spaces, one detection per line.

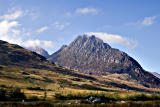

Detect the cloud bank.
xmin=0 ymin=9 xmax=55 ymax=50
xmin=23 ymin=40 xmax=55 ymax=49
xmin=87 ymin=32 xmax=138 ymax=49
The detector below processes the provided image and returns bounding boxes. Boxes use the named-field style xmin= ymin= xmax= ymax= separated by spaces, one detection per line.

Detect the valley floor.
xmin=1 ymin=65 xmax=160 ymax=106
xmin=0 ymin=101 xmax=160 ymax=107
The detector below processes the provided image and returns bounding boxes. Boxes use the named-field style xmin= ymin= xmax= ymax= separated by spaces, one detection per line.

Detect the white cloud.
xmin=0 ymin=10 xmax=22 ymax=20
xmin=87 ymin=32 xmax=138 ymax=49
xmin=0 ymin=10 xmax=23 ymax=45
xmin=76 ymin=7 xmax=99 ymax=14
xmin=127 ymin=16 xmax=157 ymax=27
xmin=23 ymin=40 xmax=55 ymax=49
xmin=53 ymin=21 xmax=70 ymax=30
xmin=142 ymin=16 xmax=156 ymax=26
xmin=0 ymin=9 xmax=56 ymax=51
xmin=0 ymin=20 xmax=22 ymax=44
xmin=0 ymin=20 xmax=19 ymax=35
xmin=36 ymin=26 xmax=48 ymax=33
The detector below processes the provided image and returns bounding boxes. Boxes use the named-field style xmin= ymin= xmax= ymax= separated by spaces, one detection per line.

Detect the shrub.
xmin=9 ymin=87 xmax=26 ymax=100
xmin=54 ymin=93 xmax=65 ymax=99
xmin=0 ymin=84 xmax=7 ymax=88
xmin=0 ymin=88 xmax=7 ymax=101
xmin=26 ymin=86 xmax=42 ymax=90
xmin=150 ymin=94 xmax=160 ymax=100
xmin=27 ymin=95 xmax=39 ymax=101
xmin=125 ymin=93 xmax=150 ymax=101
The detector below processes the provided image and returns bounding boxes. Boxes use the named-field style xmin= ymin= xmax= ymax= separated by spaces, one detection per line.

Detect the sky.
xmin=0 ymin=0 xmax=160 ymax=73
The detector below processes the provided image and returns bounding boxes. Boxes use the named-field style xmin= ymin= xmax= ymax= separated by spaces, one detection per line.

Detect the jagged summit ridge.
xmin=70 ymin=35 xmax=111 ymax=50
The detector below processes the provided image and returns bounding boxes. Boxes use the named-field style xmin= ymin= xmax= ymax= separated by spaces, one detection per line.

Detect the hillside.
xmin=0 ymin=39 xmax=160 ymax=99
xmin=48 ymin=35 xmax=160 ymax=88
xmin=0 ymin=40 xmax=48 ymax=68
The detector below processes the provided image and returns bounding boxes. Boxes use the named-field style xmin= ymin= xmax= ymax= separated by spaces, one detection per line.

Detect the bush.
xmin=9 ymin=87 xmax=26 ymax=100
xmin=125 ymin=93 xmax=150 ymax=101
xmin=27 ymin=95 xmax=39 ymax=101
xmin=0 ymin=87 xmax=27 ymax=101
xmin=26 ymin=86 xmax=42 ymax=90
xmin=0 ymin=84 xmax=7 ymax=88
xmin=54 ymin=93 xmax=65 ymax=99
xmin=150 ymin=94 xmax=160 ymax=100
xmin=0 ymin=88 xmax=7 ymax=101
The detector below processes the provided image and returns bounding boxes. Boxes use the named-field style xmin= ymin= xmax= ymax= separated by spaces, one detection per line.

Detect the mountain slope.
xmin=48 ymin=35 xmax=160 ymax=88
xmin=0 ymin=40 xmax=48 ymax=68
xmin=26 ymin=46 xmax=49 ymax=58
xmin=152 ymin=72 xmax=160 ymax=79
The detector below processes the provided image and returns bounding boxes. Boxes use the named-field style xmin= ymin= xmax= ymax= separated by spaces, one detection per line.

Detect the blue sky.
xmin=0 ymin=0 xmax=160 ymax=73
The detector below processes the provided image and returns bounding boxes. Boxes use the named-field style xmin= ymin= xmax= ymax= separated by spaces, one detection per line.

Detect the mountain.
xmin=0 ymin=39 xmax=160 ymax=95
xmin=48 ymin=35 xmax=160 ymax=88
xmin=152 ymin=72 xmax=160 ymax=79
xmin=26 ymin=46 xmax=49 ymax=58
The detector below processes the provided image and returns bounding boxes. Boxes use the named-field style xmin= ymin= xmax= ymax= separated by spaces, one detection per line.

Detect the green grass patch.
xmin=54 ymin=92 xmax=160 ymax=102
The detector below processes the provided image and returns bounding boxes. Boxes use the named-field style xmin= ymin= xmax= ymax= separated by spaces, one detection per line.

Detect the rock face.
xmin=27 ymin=46 xmax=49 ymax=58
xmin=48 ymin=35 xmax=160 ymax=88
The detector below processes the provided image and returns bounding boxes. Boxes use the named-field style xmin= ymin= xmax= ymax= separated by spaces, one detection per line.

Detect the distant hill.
xmin=0 ymin=40 xmax=48 ymax=68
xmin=26 ymin=46 xmax=49 ymax=58
xmin=48 ymin=35 xmax=160 ymax=88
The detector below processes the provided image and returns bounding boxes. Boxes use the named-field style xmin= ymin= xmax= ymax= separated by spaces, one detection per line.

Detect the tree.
xmin=0 ymin=88 xmax=6 ymax=101
xmin=9 ymin=87 xmax=26 ymax=100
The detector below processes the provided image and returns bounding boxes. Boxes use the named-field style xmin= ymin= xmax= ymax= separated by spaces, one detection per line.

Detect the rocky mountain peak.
xmin=27 ymin=46 xmax=49 ymax=58
xmin=48 ymin=35 xmax=160 ymax=88
xmin=70 ymin=35 xmax=111 ymax=50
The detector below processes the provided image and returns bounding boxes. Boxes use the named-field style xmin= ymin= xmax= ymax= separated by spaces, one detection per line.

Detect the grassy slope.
xmin=0 ymin=65 xmax=160 ymax=99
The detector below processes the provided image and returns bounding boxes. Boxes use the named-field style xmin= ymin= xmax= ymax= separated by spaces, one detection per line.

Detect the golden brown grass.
xmin=0 ymin=65 xmax=160 ymax=99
